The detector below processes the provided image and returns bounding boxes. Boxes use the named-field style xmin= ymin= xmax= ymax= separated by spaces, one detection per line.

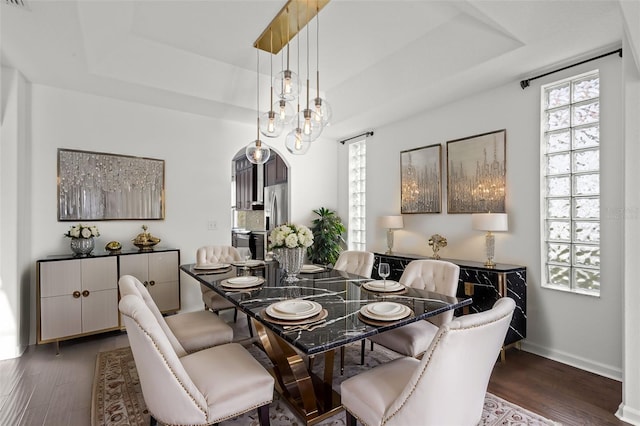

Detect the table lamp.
xmin=472 ymin=213 xmax=508 ymax=267
xmin=380 ymin=215 xmax=404 ymax=254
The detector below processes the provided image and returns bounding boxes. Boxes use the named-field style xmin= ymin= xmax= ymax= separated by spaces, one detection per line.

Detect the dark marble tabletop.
xmin=180 ymin=263 xmax=471 ymax=356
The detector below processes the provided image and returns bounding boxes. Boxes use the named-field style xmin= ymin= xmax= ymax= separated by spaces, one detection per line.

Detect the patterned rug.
xmin=91 ymin=342 xmax=558 ymax=426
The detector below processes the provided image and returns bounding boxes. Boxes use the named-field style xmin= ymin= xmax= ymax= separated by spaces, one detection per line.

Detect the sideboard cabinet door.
xmin=119 ymin=250 xmax=180 ymax=313
xmin=38 ymin=256 xmax=118 ymax=343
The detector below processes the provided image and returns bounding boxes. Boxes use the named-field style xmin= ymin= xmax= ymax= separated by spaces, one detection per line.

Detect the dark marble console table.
xmin=373 ymin=252 xmax=526 ymax=355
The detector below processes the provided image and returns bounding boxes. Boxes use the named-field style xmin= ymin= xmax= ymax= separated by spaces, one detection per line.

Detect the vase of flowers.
xmin=269 ymin=223 xmax=314 ymax=282
xmin=64 ymin=224 xmax=100 ymax=256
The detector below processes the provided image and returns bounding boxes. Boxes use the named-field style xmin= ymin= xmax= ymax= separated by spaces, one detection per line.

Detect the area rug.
xmin=92 ymin=343 xmax=557 ymax=426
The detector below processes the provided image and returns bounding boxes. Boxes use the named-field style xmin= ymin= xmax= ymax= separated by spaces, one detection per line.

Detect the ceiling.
xmin=0 ymin=0 xmax=624 ymax=141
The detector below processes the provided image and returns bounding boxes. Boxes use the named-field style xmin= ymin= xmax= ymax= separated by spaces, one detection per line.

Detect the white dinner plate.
xmin=363 ymin=280 xmax=404 ymax=292
xmin=194 ymin=263 xmax=230 ymax=270
xmin=221 ymin=276 xmax=264 ymax=288
xmin=300 ymin=264 xmax=325 ymax=273
xmin=231 ymin=260 xmax=265 ymax=267
xmin=360 ymin=302 xmax=410 ymax=321
xmin=266 ymin=300 xmax=323 ymax=320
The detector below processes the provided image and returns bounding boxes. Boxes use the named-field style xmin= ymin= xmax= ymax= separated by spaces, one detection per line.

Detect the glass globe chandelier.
xmin=245 ymin=49 xmax=271 ymax=165
xmin=313 ymin=4 xmax=332 ymax=127
xmin=259 ymin=30 xmax=284 ymax=138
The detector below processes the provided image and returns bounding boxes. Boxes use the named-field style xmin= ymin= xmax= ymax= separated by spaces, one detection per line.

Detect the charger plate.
xmin=260 ymin=308 xmax=328 ymax=326
xmin=220 ymin=276 xmax=265 ymax=289
xmin=266 ymin=299 xmax=323 ymax=320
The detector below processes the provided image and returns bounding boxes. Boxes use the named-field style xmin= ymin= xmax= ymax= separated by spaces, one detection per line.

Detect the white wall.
xmin=340 ymin=53 xmax=624 ymax=379
xmin=27 ymin=84 xmax=337 ymax=343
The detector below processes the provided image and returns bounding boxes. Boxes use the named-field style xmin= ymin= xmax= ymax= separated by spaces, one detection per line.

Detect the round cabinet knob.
xmin=82 ymin=290 xmax=90 ymax=297
xmin=72 ymin=291 xmax=81 ymax=298
xmin=149 ymin=280 xmax=155 ymax=286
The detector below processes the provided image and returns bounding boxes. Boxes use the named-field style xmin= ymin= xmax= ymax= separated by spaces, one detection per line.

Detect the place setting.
xmin=220 ymin=275 xmax=265 ymax=290
xmin=358 ymin=301 xmax=414 ymax=326
xmin=300 ymin=264 xmax=326 ymax=273
xmin=261 ymin=299 xmax=328 ymax=329
xmin=192 ymin=262 xmax=232 ymax=274
xmin=362 ymin=262 xmax=407 ymax=294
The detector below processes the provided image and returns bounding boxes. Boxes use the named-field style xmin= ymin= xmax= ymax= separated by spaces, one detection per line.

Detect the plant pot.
xmin=70 ymin=237 xmax=95 ymax=256
xmin=273 ymin=247 xmax=304 ymax=282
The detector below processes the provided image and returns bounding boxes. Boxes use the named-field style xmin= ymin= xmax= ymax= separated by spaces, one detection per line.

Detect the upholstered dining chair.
xmin=333 ymin=250 xmax=375 ymax=279
xmin=196 ymin=245 xmax=243 ymax=312
xmin=331 ymin=250 xmax=375 ymax=373
xmin=119 ymin=274 xmax=233 ymax=354
xmin=365 ymin=259 xmax=460 ymax=360
xmin=341 ymin=297 xmax=515 ymax=426
xmin=119 ymin=294 xmax=274 ymax=426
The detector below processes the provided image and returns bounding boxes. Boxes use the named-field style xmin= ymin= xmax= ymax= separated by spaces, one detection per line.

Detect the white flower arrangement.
xmin=268 ymin=223 xmax=314 ymax=250
xmin=64 ymin=223 xmax=100 ymax=239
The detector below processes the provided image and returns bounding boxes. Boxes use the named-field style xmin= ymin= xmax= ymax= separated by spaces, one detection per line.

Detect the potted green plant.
xmin=307 ymin=207 xmax=346 ymax=266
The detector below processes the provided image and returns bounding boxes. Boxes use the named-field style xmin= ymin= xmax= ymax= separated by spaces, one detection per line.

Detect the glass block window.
xmin=348 ymin=138 xmax=367 ymax=251
xmin=541 ymin=71 xmax=600 ymax=296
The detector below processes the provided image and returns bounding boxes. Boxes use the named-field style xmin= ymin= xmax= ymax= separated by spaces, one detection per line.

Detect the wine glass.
xmin=243 ymin=253 xmax=252 ymax=276
xmin=378 ymin=263 xmax=391 ymax=290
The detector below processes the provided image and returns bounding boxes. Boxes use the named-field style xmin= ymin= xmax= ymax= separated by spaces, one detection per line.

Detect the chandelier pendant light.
xmin=246 ymin=49 xmax=271 ymax=164
xmin=313 ymin=3 xmax=332 ymax=127
xmin=260 ymin=30 xmax=284 ymax=138
xmin=292 ymin=0 xmax=322 ymax=143
xmin=274 ymin=9 xmax=300 ymax=102
xmin=286 ymin=10 xmax=312 ymax=154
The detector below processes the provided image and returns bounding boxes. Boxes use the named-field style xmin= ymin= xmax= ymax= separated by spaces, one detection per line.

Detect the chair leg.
xmin=308 ymin=354 xmax=315 ymax=371
xmin=340 ymin=346 xmax=345 ymax=375
xmin=150 ymin=415 xmax=157 ymax=426
xmin=360 ymin=339 xmax=365 ymax=365
xmin=247 ymin=314 xmax=254 ymax=337
xmin=371 ymin=340 xmax=374 ymax=351
xmin=346 ymin=410 xmax=357 ymax=426
xmin=233 ymin=308 xmax=238 ymax=323
xmin=257 ymin=403 xmax=271 ymax=426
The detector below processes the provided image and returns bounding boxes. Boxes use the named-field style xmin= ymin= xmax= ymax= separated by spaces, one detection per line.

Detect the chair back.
xmin=399 ymin=259 xmax=460 ymax=326
xmin=333 ymin=250 xmax=375 ymax=278
xmin=196 ymin=245 xmax=243 ymax=264
xmin=119 ymin=294 xmax=209 ymax=425
xmin=119 ymin=275 xmax=187 ymax=357
xmin=385 ymin=297 xmax=516 ymax=426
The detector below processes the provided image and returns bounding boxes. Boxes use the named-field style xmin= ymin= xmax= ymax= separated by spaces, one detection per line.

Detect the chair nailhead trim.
xmin=383 ymin=310 xmax=512 ymax=424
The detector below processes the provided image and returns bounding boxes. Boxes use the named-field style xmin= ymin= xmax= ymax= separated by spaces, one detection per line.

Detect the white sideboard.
xmin=37 ymin=248 xmax=180 ymax=346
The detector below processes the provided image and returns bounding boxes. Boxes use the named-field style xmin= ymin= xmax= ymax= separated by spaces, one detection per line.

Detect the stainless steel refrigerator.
xmin=264 ymin=183 xmax=288 ymax=230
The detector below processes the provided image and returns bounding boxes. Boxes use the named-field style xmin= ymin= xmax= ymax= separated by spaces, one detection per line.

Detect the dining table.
xmin=181 ymin=261 xmax=472 ymax=425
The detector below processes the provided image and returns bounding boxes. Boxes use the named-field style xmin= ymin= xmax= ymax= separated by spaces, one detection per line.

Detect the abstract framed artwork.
xmin=446 ymin=129 xmax=506 ymax=213
xmin=401 ymin=143 xmax=442 ymax=214
xmin=58 ymin=148 xmax=165 ymax=221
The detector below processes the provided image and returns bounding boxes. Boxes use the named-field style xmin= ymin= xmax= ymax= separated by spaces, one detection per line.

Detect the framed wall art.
xmin=446 ymin=129 xmax=506 ymax=213
xmin=58 ymin=148 xmax=165 ymax=221
xmin=401 ymin=144 xmax=442 ymax=214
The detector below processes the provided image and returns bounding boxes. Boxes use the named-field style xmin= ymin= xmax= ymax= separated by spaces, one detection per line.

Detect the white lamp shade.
xmin=472 ymin=213 xmax=508 ymax=232
xmin=380 ymin=215 xmax=404 ymax=229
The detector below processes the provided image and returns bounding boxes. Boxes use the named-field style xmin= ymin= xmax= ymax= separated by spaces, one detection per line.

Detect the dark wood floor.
xmin=488 ymin=347 xmax=627 ymax=425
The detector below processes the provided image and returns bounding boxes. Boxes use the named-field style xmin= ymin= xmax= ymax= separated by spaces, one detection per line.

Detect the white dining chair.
xmin=334 ymin=250 xmax=375 ymax=278
xmin=119 ymin=294 xmax=274 ymax=425
xmin=341 ymin=297 xmax=515 ymax=426
xmin=196 ymin=245 xmax=243 ymax=311
xmin=119 ymin=274 xmax=233 ymax=354
xmin=365 ymin=259 xmax=460 ymax=360
xmin=331 ymin=250 xmax=375 ymax=373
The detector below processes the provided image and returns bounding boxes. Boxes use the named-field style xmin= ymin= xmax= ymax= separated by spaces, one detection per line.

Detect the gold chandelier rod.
xmin=254 ymin=0 xmax=330 ymax=54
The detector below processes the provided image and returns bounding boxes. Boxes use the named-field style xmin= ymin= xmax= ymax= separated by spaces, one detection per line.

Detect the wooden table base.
xmin=253 ymin=320 xmax=343 ymax=425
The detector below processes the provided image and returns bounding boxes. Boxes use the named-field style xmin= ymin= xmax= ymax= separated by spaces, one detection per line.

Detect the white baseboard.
xmin=520 ymin=341 xmax=622 ymax=381
xmin=617 ymin=402 xmax=640 ymax=426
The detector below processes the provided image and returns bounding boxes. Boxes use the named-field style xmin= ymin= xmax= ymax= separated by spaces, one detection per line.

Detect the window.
xmin=348 ymin=138 xmax=366 ymax=250
xmin=541 ymin=71 xmax=600 ymax=296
